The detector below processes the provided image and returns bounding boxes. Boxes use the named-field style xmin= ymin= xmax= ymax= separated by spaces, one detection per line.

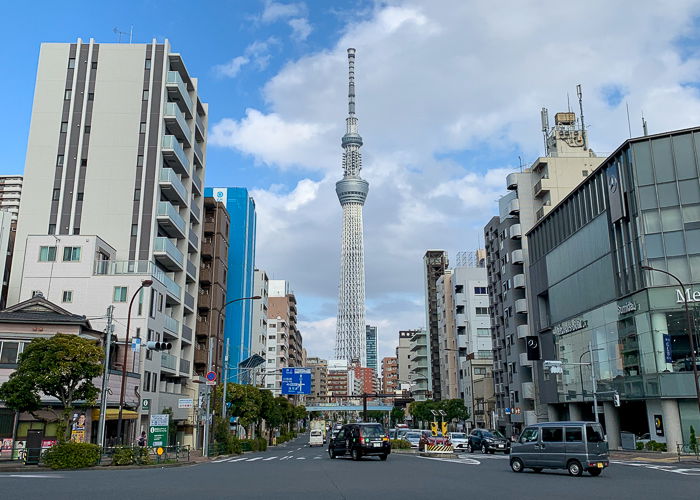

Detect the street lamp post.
xmin=116 ymin=279 xmax=153 ymax=444
xmin=641 ymin=265 xmax=700 ymax=414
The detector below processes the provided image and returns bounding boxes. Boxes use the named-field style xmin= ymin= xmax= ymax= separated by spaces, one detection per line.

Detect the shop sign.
xmin=149 ymin=414 xmax=169 ymax=447
xmin=676 ymin=288 xmax=700 ymax=303
xmin=552 ymin=318 xmax=588 ymax=336
xmin=617 ymin=301 xmax=638 ymax=315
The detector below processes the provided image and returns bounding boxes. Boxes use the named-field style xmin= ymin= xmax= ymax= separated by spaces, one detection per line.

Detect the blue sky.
xmin=4 ymin=1 xmax=700 ymax=361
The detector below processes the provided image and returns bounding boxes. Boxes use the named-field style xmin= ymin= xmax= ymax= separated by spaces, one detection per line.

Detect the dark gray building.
xmin=366 ymin=325 xmax=378 ymax=373
xmin=528 ymin=126 xmax=700 ymax=450
xmin=423 ymin=250 xmax=448 ymax=400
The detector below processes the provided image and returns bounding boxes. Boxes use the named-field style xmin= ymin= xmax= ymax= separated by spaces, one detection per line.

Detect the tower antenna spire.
xmin=348 ymin=48 xmax=356 ymax=116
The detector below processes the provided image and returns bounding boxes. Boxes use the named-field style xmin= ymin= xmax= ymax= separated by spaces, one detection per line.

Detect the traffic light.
xmin=441 ymin=422 xmax=448 ymax=436
xmin=430 ymin=421 xmax=438 ymax=436
xmin=613 ymin=392 xmax=620 ymax=407
xmin=146 ymin=341 xmax=172 ymax=351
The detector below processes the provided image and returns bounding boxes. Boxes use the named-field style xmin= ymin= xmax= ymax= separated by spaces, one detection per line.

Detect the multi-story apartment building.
xmin=423 ymin=250 xmax=449 ymax=400
xmin=205 ymin=187 xmax=256 ymax=382
xmin=365 ymin=324 xmax=377 ymax=373
xmin=327 ymin=359 xmax=349 ymax=397
xmin=437 ymin=269 xmax=459 ymax=400
xmin=409 ymin=329 xmax=431 ymax=401
xmin=528 ymin=126 xmax=700 ymax=450
xmin=249 ymin=269 xmax=269 ymax=386
xmin=381 ymin=356 xmax=398 ymax=393
xmin=0 ymin=213 xmax=13 ymax=309
xmin=352 ymin=364 xmax=375 ymax=394
xmin=485 ymin=110 xmax=605 ymax=437
xmin=307 ymin=357 xmax=328 ymax=404
xmin=264 ymin=280 xmax=302 ymax=393
xmin=264 ymin=318 xmax=287 ymax=395
xmin=0 ymin=176 xmax=22 ymax=220
xmin=397 ymin=329 xmax=416 ymax=389
xmin=195 ymin=197 xmax=229 ymax=381
xmin=9 ymin=39 xmax=207 ymax=446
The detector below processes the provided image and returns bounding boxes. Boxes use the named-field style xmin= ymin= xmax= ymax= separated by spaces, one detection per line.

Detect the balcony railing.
xmin=195 ymin=112 xmax=205 ymax=141
xmin=164 ymin=102 xmax=191 ymax=147
xmin=188 ymin=231 xmax=199 ymax=253
xmin=159 ymin=168 xmax=188 ymax=206
xmin=184 ymin=291 xmax=195 ymax=311
xmin=93 ymin=259 xmax=181 ymax=301
xmin=191 ymin=172 xmax=202 ymax=195
xmin=182 ymin=324 xmax=193 ymax=343
xmin=193 ymin=141 xmax=204 ymax=167
xmin=166 ymin=71 xmax=193 ymax=117
xmin=164 ymin=315 xmax=180 ymax=336
xmin=161 ymin=352 xmax=177 ymax=371
xmin=186 ymin=259 xmax=197 ymax=281
xmin=190 ymin=199 xmax=200 ymax=223
xmin=179 ymin=358 xmax=190 ymax=376
xmin=157 ymin=201 xmax=186 ymax=239
xmin=153 ymin=237 xmax=184 ymax=271
xmin=162 ymin=135 xmax=190 ymax=177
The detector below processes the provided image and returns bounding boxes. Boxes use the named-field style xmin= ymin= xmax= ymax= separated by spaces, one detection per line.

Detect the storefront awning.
xmin=91 ymin=409 xmax=139 ymax=420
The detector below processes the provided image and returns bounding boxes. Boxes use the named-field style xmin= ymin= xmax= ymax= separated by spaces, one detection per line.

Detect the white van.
xmin=309 ymin=429 xmax=324 ymax=447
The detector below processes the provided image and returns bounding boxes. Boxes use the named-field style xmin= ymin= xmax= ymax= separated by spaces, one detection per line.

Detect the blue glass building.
xmin=205 ymin=187 xmax=256 ymax=383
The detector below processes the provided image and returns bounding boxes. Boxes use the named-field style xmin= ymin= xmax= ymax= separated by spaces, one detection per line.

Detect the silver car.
xmin=510 ymin=421 xmax=609 ymax=477
xmin=448 ymin=432 xmax=469 ymax=451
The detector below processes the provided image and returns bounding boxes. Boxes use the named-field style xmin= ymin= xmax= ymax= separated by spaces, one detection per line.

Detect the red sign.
xmin=206 ymin=371 xmax=217 ymax=382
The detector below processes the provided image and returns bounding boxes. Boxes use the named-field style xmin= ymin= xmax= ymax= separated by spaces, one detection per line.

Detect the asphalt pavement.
xmin=1 ymin=435 xmax=699 ymax=499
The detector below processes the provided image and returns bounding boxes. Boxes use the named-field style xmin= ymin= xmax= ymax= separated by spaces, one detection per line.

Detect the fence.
xmin=0 ymin=444 xmax=190 ymax=466
xmin=676 ymin=443 xmax=700 ymax=462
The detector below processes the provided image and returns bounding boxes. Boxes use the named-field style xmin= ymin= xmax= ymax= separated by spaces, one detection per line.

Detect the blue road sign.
xmin=281 ymin=367 xmax=311 ymax=395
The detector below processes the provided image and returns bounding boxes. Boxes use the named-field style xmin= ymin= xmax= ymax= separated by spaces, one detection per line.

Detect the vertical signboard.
xmin=526 ymin=337 xmax=541 ymax=361
xmin=606 ymin=162 xmax=626 ymax=223
xmin=149 ymin=414 xmax=169 ymax=447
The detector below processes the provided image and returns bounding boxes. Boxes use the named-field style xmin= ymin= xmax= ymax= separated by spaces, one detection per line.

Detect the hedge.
xmin=42 ymin=442 xmax=101 ymax=470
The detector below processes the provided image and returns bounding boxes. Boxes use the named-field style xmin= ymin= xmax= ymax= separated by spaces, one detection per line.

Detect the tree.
xmin=390 ymin=407 xmax=405 ymax=426
xmin=690 ymin=425 xmax=698 ymax=454
xmin=365 ymin=410 xmax=384 ymax=422
xmin=442 ymin=399 xmax=470 ymax=422
xmin=226 ymin=383 xmax=262 ymax=431
xmin=0 ymin=334 xmax=103 ymax=440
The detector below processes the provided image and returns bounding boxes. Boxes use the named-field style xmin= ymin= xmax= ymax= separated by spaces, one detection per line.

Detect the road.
xmin=1 ymin=435 xmax=699 ymax=499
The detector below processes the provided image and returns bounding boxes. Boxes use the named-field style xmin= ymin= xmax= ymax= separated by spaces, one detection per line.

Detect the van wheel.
xmin=567 ymin=460 xmax=583 ymax=477
xmin=352 ymin=448 xmax=361 ymax=461
xmin=510 ymin=458 xmax=524 ymax=473
xmin=588 ymin=468 xmax=602 ymax=476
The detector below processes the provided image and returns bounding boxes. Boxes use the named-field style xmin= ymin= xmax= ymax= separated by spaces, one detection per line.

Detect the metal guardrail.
xmin=676 ymin=443 xmax=700 ymax=462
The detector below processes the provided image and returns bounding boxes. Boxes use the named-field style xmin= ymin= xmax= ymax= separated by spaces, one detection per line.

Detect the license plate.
xmin=373 ymin=442 xmax=381 ymax=447
xmin=498 ymin=444 xmax=504 ymax=448
xmin=597 ymin=463 xmax=603 ymax=468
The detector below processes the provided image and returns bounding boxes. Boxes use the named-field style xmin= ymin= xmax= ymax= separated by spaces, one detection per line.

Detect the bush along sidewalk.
xmin=43 ymin=442 xmax=101 ymax=470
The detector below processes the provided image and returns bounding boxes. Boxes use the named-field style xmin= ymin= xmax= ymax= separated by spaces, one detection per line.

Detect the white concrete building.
xmin=408 ymin=329 xmax=431 ymax=401
xmin=9 ymin=38 xmax=207 ymax=446
xmin=0 ymin=176 xmax=22 ymax=220
xmin=249 ymin=269 xmax=269 ymax=387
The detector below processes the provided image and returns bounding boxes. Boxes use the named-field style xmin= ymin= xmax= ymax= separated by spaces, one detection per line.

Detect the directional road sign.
xmin=281 ymin=367 xmax=311 ymax=395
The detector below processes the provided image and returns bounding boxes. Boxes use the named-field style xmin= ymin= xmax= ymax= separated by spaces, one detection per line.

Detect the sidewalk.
xmin=610 ymin=449 xmax=700 ymax=465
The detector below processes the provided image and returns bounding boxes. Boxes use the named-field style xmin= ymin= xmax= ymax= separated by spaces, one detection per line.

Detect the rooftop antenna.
xmin=625 ymin=101 xmax=632 ymax=138
xmin=642 ymin=112 xmax=648 ymax=136
xmin=540 ymin=107 xmax=549 ymax=155
xmin=576 ymin=84 xmax=588 ymax=150
xmin=518 ymin=155 xmax=523 ymax=172
xmin=113 ymin=26 xmax=133 ymax=43
xmin=567 ymin=93 xmax=571 ymax=112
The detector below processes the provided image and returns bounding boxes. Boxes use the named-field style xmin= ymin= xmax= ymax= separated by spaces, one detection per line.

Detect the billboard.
xmin=281 ymin=367 xmax=311 ymax=395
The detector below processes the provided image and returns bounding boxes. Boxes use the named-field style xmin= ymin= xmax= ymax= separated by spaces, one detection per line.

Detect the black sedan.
xmin=467 ymin=429 xmax=510 ymax=454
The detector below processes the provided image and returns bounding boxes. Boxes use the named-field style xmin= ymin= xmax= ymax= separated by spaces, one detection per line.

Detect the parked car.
xmin=448 ymin=432 xmax=469 ymax=451
xmin=467 ymin=429 xmax=510 ymax=454
xmin=328 ymin=423 xmax=391 ymax=461
xmin=510 ymin=421 xmax=609 ymax=476
xmin=419 ymin=432 xmax=451 ymax=451
xmin=309 ymin=429 xmax=324 ymax=447
xmin=402 ymin=431 xmax=422 ymax=448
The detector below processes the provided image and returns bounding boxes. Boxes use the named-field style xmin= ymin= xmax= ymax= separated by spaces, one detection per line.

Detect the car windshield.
xmin=311 ymin=430 xmax=322 ymax=436
xmin=483 ymin=430 xmax=505 ymax=439
xmin=361 ymin=426 xmax=385 ymax=438
xmin=451 ymin=433 xmax=466 ymax=439
xmin=405 ymin=432 xmax=420 ymax=439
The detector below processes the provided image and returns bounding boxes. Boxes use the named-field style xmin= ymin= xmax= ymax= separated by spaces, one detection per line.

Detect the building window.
xmin=143 ymin=371 xmax=151 ymax=392
xmin=113 ymin=286 xmax=128 ymax=302
xmin=152 ymin=373 xmax=158 ymax=393
xmin=88 ymin=92 xmax=94 ymax=101
xmin=64 ymin=89 xmax=72 ymax=100
xmin=474 ymin=286 xmax=487 ymax=294
xmin=60 ymin=121 xmax=68 ymax=133
xmin=68 ymin=58 xmax=75 ymax=69
xmin=475 ymin=307 xmax=489 ymax=315
xmin=455 ymin=285 xmax=464 ymax=293
xmin=582 ymin=170 xmax=588 ymax=176
xmin=0 ymin=341 xmax=21 ymax=364
xmin=62 ymin=246 xmax=81 ymax=262
xmin=137 ymin=155 xmax=144 ymax=167
xmin=52 ymin=189 xmax=60 ymax=201
xmin=77 ymin=192 xmax=84 ymax=201
xmin=39 ymin=246 xmax=56 ymax=262
xmin=57 ymin=155 xmax=64 ymax=166
xmin=456 ymin=305 xmax=465 ymax=314
xmin=91 ymin=61 xmax=97 ymax=70
xmin=84 ymin=125 xmax=91 ymax=134
xmin=131 ymin=224 xmax=138 ymax=236
xmin=142 ymin=89 xmax=149 ymax=100
xmin=62 ymin=290 xmax=73 ymax=303
xmin=48 ymin=224 xmax=56 ymax=234
xmin=140 ymin=122 xmax=147 ymax=134
xmin=80 ymin=158 xmax=87 ymax=167
xmin=73 ymin=227 xmax=80 ymax=235
xmin=145 ymin=59 xmax=151 ymax=70
xmin=477 ymin=328 xmax=490 ymax=337
xmin=134 ymin=189 xmax=141 ymax=201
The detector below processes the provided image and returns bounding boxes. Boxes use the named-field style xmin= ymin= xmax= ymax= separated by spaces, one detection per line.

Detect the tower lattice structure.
xmin=335 ymin=48 xmax=369 ymax=367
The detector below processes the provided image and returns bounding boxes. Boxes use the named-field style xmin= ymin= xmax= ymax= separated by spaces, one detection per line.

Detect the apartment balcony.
xmin=204 ymin=217 xmax=215 ymax=236
xmin=185 ymin=258 xmax=197 ymax=283
xmin=159 ymin=168 xmax=188 ymax=206
xmin=509 ymin=224 xmax=522 ymax=239
xmin=156 ymin=202 xmax=186 ymax=239
xmin=179 ymin=358 xmax=190 ymax=376
xmin=196 ymin=317 xmax=209 ymax=338
xmin=197 ymin=289 xmax=212 ymax=312
xmin=507 ymin=198 xmax=520 ymax=215
xmin=162 ymin=135 xmax=190 ymax=177
xmin=153 ymin=237 xmax=184 ymax=271
xmin=184 ymin=291 xmax=195 ymax=313
xmin=161 ymin=352 xmax=178 ymax=374
xmin=515 ymin=299 xmax=528 ymax=314
xmin=163 ymin=315 xmax=180 ymax=338
xmin=163 ymin=102 xmax=191 ymax=147
xmin=166 ymin=71 xmax=193 ymax=118
xmin=522 ymin=381 xmax=535 ymax=400
xmin=516 ymin=324 xmax=530 ymax=339
xmin=190 ymin=199 xmax=201 ymax=224
xmin=194 ymin=348 xmax=208 ymax=366
xmin=191 ymin=172 xmax=203 ymax=196
xmin=519 ymin=352 xmax=533 ymax=367
xmin=181 ymin=324 xmax=193 ymax=344
xmin=513 ymin=273 xmax=526 ymax=289
xmin=195 ymin=112 xmax=205 ymax=141
xmin=199 ymin=264 xmax=212 ymax=285
xmin=201 ymin=239 xmax=213 ymax=260
xmin=188 ymin=230 xmax=199 ymax=254
xmin=506 ymin=172 xmax=518 ymax=190
xmin=193 ymin=141 xmax=204 ymax=167
xmin=534 ymin=177 xmax=551 ymax=198
xmin=162 ymin=273 xmax=182 ymax=306
xmin=511 ymin=249 xmax=524 ymax=264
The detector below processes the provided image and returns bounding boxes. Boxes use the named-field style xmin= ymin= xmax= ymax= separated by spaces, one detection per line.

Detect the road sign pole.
xmin=222 ymin=338 xmax=229 ymax=419
xmin=203 ymin=337 xmax=213 ymax=456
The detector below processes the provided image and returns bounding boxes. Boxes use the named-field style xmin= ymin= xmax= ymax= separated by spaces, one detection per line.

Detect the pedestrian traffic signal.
xmin=146 ymin=341 xmax=172 ymax=351
xmin=613 ymin=392 xmax=620 ymax=407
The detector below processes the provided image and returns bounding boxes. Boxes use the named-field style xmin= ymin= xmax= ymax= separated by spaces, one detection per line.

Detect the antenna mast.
xmin=576 ymin=84 xmax=588 ymax=150
xmin=642 ymin=112 xmax=648 ymax=136
xmin=541 ymin=107 xmax=549 ymax=155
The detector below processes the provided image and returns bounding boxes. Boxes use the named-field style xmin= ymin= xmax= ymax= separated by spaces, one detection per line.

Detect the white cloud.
xmin=261 ymin=1 xmax=306 ymax=23
xmin=213 ymin=38 xmax=279 ymax=78
xmin=214 ymin=55 xmax=249 ymax=78
xmin=211 ymin=0 xmax=700 ymax=360
xmin=289 ymin=17 xmax=312 ymax=41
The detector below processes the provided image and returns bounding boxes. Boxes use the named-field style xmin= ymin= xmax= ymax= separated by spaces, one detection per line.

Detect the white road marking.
xmin=296 ymin=457 xmax=306 ymax=460
xmin=246 ymin=457 xmax=263 ymax=462
xmin=416 ymin=455 xmax=481 ymax=465
xmin=314 ymin=457 xmax=322 ymax=459
xmin=280 ymin=455 xmax=294 ymax=460
xmin=0 ymin=474 xmax=64 ymax=478
xmin=229 ymin=457 xmax=249 ymax=462
xmin=287 ymin=450 xmax=294 ymax=454
xmin=263 ymin=457 xmax=278 ymax=461
xmin=611 ymin=461 xmax=700 ymax=476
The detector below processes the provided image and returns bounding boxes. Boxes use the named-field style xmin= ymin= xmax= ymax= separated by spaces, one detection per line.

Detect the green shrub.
xmin=42 ymin=442 xmax=101 ymax=470
xmin=645 ymin=440 xmax=656 ymax=451
xmin=257 ymin=437 xmax=267 ymax=451
xmin=137 ymin=447 xmax=152 ymax=464
xmin=690 ymin=426 xmax=698 ymax=454
xmin=111 ymin=446 xmax=135 ymax=466
xmin=644 ymin=440 xmax=667 ymax=452
xmin=636 ymin=441 xmax=645 ymax=450
xmin=227 ymin=435 xmax=242 ymax=455
xmin=391 ymin=439 xmax=411 ymax=449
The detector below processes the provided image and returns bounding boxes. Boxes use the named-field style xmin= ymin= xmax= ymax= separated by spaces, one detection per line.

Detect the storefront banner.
xmin=663 ymin=334 xmax=673 ymax=363
xmin=1 ymin=438 xmax=12 ymax=456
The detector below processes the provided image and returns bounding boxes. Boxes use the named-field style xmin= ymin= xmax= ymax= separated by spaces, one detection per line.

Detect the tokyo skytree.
xmin=335 ymin=48 xmax=368 ymax=367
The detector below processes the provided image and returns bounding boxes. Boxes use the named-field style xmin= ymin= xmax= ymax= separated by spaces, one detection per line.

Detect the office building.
xmin=307 ymin=357 xmax=328 ymax=404
xmin=327 ymin=359 xmax=349 ymax=397
xmin=352 ymin=363 xmax=375 ymax=395
xmin=0 ymin=176 xmax=22 ymax=220
xmin=423 ymin=250 xmax=449 ymax=400
xmin=195 ymin=197 xmax=229 ymax=380
xmin=396 ymin=329 xmax=416 ymax=389
xmin=10 ymin=39 xmax=207 ymax=446
xmin=365 ymin=325 xmax=377 ymax=373
xmin=0 ymin=213 xmax=13 ymax=309
xmin=382 ymin=356 xmax=399 ymax=393
xmin=205 ymin=187 xmax=256 ymax=382
xmin=528 ymin=126 xmax=700 ymax=450
xmin=485 ymin=110 xmax=605 ymax=437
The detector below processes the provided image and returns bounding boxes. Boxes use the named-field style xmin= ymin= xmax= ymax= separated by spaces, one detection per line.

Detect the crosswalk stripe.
xmin=280 ymin=456 xmax=293 ymax=460
xmin=263 ymin=457 xmax=277 ymax=461
xmin=230 ymin=457 xmax=249 ymax=462
xmin=246 ymin=457 xmax=263 ymax=462
xmin=296 ymin=457 xmax=306 ymax=460
xmin=314 ymin=457 xmax=322 ymax=459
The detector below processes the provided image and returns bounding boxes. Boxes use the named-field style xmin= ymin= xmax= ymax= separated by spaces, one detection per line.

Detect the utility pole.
xmin=97 ymin=305 xmax=114 ymax=449
xmin=203 ymin=337 xmax=213 ymax=457
xmin=590 ymin=341 xmax=599 ymax=424
xmin=222 ymin=338 xmax=230 ymax=419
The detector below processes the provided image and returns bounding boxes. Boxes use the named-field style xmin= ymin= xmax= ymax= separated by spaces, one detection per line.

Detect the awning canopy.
xmin=91 ymin=409 xmax=139 ymax=420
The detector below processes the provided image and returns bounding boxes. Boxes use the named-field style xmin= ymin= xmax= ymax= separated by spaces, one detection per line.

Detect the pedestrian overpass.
xmin=305 ymin=404 xmax=393 ymax=412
